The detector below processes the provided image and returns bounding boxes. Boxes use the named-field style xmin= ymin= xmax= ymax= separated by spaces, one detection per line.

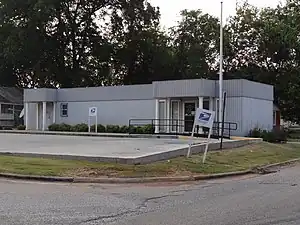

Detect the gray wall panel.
xmin=55 ymin=99 xmax=155 ymax=126
xmin=26 ymin=103 xmax=37 ymax=130
xmin=57 ymin=84 xmax=153 ymax=102
xmin=153 ymin=79 xmax=216 ymax=98
xmin=216 ymin=79 xmax=273 ymax=100
xmin=241 ymin=97 xmax=273 ymax=135
xmin=24 ymin=89 xmax=57 ymax=102
xmin=223 ymin=80 xmax=243 ymax=97
xmin=224 ymin=97 xmax=243 ymax=136
xmin=242 ymin=80 xmax=273 ymax=100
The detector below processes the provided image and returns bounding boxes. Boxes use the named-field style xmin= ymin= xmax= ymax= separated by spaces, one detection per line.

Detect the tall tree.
xmin=109 ymin=0 xmax=174 ymax=84
xmin=170 ymin=10 xmax=220 ymax=79
xmin=225 ymin=0 xmax=300 ymax=122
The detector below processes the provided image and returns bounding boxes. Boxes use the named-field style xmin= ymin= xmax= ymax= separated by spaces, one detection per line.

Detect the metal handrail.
xmin=128 ymin=118 xmax=238 ymax=138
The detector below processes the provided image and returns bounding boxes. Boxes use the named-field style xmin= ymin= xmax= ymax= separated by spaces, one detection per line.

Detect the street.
xmin=1 ymin=165 xmax=300 ymax=225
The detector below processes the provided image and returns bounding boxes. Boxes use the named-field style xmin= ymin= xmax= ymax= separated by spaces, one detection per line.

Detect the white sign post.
xmin=186 ymin=108 xmax=215 ymax=163
xmin=88 ymin=107 xmax=98 ymax=133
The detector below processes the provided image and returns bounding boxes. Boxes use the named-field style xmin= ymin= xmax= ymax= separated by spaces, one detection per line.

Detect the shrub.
xmin=127 ymin=125 xmax=154 ymax=134
xmin=128 ymin=125 xmax=137 ymax=134
xmin=106 ymin=125 xmax=120 ymax=133
xmin=17 ymin=125 xmax=26 ymax=130
xmin=48 ymin=123 xmax=72 ymax=132
xmin=48 ymin=124 xmax=61 ymax=131
xmin=58 ymin=123 xmax=72 ymax=131
xmin=97 ymin=124 xmax=106 ymax=133
xmin=90 ymin=124 xmax=96 ymax=132
xmin=143 ymin=124 xmax=154 ymax=134
xmin=71 ymin=123 xmax=88 ymax=132
xmin=135 ymin=126 xmax=144 ymax=134
xmin=249 ymin=128 xmax=263 ymax=138
xmin=249 ymin=127 xmax=288 ymax=143
xmin=47 ymin=123 xmax=156 ymax=135
xmin=119 ymin=125 xmax=129 ymax=133
xmin=272 ymin=127 xmax=288 ymax=143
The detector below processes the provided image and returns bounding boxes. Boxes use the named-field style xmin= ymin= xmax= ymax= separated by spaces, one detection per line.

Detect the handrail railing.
xmin=128 ymin=118 xmax=238 ymax=139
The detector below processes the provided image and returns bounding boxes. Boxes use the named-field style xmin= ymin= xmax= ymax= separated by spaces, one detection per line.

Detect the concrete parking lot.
xmin=0 ymin=133 xmax=216 ymax=159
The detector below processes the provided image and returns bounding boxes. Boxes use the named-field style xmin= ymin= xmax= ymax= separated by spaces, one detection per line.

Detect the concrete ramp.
xmin=0 ymin=133 xmax=262 ymax=164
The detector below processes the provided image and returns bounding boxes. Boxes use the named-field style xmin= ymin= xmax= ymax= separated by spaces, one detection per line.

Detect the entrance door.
xmin=184 ymin=102 xmax=196 ymax=132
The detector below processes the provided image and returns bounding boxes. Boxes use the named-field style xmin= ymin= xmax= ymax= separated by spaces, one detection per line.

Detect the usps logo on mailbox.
xmin=89 ymin=107 xmax=97 ymax=117
xmin=195 ymin=108 xmax=215 ymax=128
xmin=198 ymin=112 xmax=211 ymax=122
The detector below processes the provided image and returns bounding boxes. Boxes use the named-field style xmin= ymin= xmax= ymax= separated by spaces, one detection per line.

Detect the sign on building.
xmin=187 ymin=108 xmax=215 ymax=163
xmin=88 ymin=107 xmax=98 ymax=132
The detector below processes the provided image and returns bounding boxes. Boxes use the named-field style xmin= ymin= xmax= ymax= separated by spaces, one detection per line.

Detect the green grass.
xmin=0 ymin=142 xmax=300 ymax=178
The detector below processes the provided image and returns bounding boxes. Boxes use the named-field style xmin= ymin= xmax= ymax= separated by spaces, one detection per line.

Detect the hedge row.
xmin=248 ymin=127 xmax=288 ymax=143
xmin=48 ymin=123 xmax=154 ymax=134
xmin=17 ymin=125 xmax=26 ymax=130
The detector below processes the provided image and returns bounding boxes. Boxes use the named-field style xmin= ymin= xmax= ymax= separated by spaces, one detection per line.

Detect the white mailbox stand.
xmin=88 ymin=107 xmax=98 ymax=133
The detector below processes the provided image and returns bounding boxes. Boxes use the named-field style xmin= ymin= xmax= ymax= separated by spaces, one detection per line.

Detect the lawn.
xmin=0 ymin=142 xmax=300 ymax=178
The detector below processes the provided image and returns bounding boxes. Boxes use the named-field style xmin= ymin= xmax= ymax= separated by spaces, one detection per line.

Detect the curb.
xmin=258 ymin=158 xmax=300 ymax=171
xmin=0 ymin=170 xmax=253 ymax=184
xmin=0 ymin=130 xmax=179 ymax=139
xmin=1 ymin=159 xmax=299 ymax=184
xmin=0 ymin=173 xmax=74 ymax=182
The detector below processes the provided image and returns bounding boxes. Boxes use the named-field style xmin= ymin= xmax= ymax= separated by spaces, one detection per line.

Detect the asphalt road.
xmin=1 ymin=165 xmax=300 ymax=225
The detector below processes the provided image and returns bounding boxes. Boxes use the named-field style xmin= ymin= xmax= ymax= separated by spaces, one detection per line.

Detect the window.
xmin=1 ymin=104 xmax=13 ymax=114
xmin=14 ymin=105 xmax=23 ymax=112
xmin=203 ymin=99 xmax=210 ymax=110
xmin=60 ymin=103 xmax=68 ymax=117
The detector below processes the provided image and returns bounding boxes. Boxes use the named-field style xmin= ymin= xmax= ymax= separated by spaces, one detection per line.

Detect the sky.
xmin=149 ymin=0 xmax=282 ymax=28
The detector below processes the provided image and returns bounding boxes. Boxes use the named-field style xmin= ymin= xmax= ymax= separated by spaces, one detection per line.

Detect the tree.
xmin=225 ymin=0 xmax=300 ymax=123
xmin=170 ymin=10 xmax=220 ymax=79
xmin=0 ymin=0 xmax=167 ymax=87
xmin=109 ymin=0 xmax=174 ymax=84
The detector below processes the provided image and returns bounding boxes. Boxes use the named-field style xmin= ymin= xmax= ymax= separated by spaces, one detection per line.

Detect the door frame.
xmin=158 ymin=100 xmax=167 ymax=132
xmin=170 ymin=100 xmax=180 ymax=132
xmin=183 ymin=100 xmax=197 ymax=132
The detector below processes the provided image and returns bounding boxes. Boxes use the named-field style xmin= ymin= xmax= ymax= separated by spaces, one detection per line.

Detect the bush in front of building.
xmin=106 ymin=125 xmax=120 ymax=133
xmin=71 ymin=123 xmax=89 ymax=132
xmin=248 ymin=127 xmax=288 ymax=143
xmin=119 ymin=125 xmax=129 ymax=133
xmin=287 ymin=128 xmax=300 ymax=139
xmin=47 ymin=123 xmax=154 ymax=134
xmin=48 ymin=123 xmax=72 ymax=132
xmin=142 ymin=124 xmax=155 ymax=134
xmin=17 ymin=125 xmax=26 ymax=130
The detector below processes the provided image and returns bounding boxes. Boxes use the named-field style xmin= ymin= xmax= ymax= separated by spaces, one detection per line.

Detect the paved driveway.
xmin=0 ymin=133 xmax=213 ymax=158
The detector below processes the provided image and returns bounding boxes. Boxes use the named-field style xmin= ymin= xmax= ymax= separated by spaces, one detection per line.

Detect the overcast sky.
xmin=149 ymin=0 xmax=282 ymax=28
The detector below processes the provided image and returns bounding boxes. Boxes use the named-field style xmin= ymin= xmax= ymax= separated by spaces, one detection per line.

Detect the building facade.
xmin=24 ymin=79 xmax=274 ymax=136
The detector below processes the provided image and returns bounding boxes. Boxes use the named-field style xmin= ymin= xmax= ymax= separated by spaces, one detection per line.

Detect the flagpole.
xmin=219 ymin=1 xmax=224 ymax=137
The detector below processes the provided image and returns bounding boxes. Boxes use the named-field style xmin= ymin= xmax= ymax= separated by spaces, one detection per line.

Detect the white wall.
xmin=241 ymin=97 xmax=273 ymax=135
xmin=55 ymin=99 xmax=156 ymax=126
